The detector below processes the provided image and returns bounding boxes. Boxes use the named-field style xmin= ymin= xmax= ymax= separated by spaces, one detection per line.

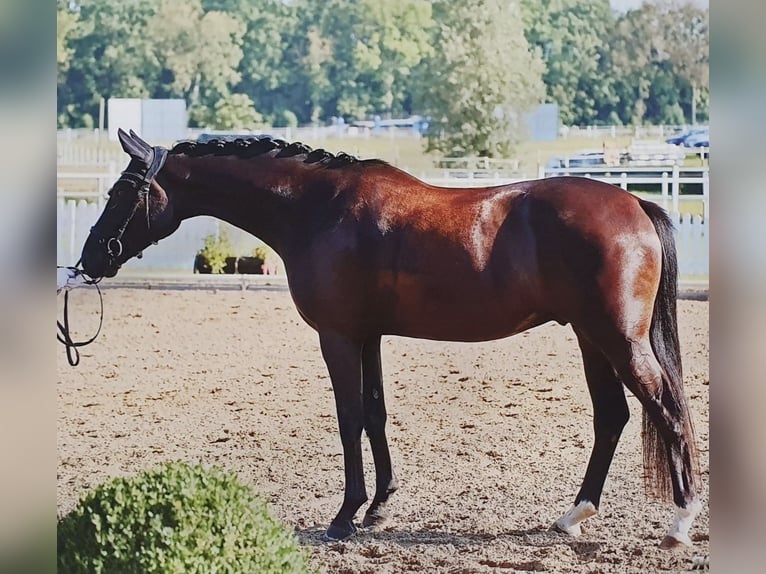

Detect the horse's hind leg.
xmin=553 ymin=330 xmax=630 ymax=536
xmin=360 ymin=336 xmax=399 ymax=529
xmin=607 ymin=338 xmax=701 ymax=549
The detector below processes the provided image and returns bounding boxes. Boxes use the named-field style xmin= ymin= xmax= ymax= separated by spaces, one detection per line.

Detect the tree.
xmin=417 ymin=0 xmax=545 ymax=157
xmin=57 ymin=0 xmax=245 ymax=128
xmin=202 ymin=0 xmax=313 ymax=123
xmin=661 ymin=0 xmax=708 ymax=124
xmin=309 ymin=0 xmax=433 ymax=121
xmin=59 ymin=0 xmax=160 ymax=127
xmin=57 ymin=0 xmax=83 ymax=127
xmin=146 ymin=0 xmax=245 ymax=106
xmin=211 ymin=93 xmax=264 ymax=130
xmin=520 ymin=0 xmax=614 ymax=125
xmin=57 ymin=0 xmax=79 ymax=72
xmin=606 ymin=1 xmax=708 ymax=125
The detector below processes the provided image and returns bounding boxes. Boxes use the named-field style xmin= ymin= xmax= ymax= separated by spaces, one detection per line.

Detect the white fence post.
xmin=671 ymin=164 xmax=680 ymax=215
xmin=702 ymin=170 xmax=709 ymax=220
xmin=661 ymin=171 xmax=669 ymax=211
xmin=68 ymin=199 xmax=77 ymax=265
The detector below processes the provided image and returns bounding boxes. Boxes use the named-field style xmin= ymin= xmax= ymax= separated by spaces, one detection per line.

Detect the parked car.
xmin=665 ymin=127 xmax=709 ymax=148
xmin=546 ymin=151 xmax=606 ymax=170
xmin=682 ymin=130 xmax=709 ymax=148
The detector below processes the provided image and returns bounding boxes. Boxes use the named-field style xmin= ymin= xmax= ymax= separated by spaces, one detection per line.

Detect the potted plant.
xmin=194 ymin=231 xmax=234 ymax=274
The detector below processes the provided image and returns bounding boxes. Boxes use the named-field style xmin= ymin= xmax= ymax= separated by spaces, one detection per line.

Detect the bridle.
xmin=88 ymin=146 xmax=168 ymax=268
xmin=58 ymin=143 xmax=168 ymax=367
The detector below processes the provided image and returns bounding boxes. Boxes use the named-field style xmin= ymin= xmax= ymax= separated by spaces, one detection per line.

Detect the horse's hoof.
xmin=550 ymin=521 xmax=583 ymax=537
xmin=659 ymin=534 xmax=693 ymax=550
xmin=323 ymin=520 xmax=358 ymax=542
xmin=551 ymin=501 xmax=596 ymax=537
xmin=362 ymin=507 xmax=391 ymax=530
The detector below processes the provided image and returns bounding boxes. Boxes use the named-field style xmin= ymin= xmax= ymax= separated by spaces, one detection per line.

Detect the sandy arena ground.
xmin=57 ymin=288 xmax=709 ymax=573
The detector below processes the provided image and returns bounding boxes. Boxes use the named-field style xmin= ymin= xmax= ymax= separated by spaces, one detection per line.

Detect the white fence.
xmin=56 ymin=177 xmax=708 ymax=278
xmin=541 ymin=164 xmax=709 ymax=218
xmin=423 ymin=165 xmax=709 ymax=218
xmin=560 ymin=124 xmax=699 ymax=140
xmin=57 ymin=197 xmax=220 ymax=272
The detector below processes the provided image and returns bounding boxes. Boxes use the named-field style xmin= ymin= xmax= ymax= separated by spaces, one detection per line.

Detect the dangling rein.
xmin=57 ymin=266 xmax=104 ymax=367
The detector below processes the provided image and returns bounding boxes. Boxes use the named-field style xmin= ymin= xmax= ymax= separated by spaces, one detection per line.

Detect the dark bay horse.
xmin=80 ymin=129 xmax=701 ymax=548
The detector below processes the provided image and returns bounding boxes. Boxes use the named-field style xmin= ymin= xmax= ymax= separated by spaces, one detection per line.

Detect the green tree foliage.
xmin=146 ymin=0 xmax=245 ymax=106
xmin=56 ymin=0 xmax=710 ymax=146
xmin=57 ymin=462 xmax=312 ymax=573
xmin=312 ymin=0 xmax=433 ymax=120
xmin=58 ymin=0 xmax=159 ymax=127
xmin=417 ymin=0 xmax=545 ymax=157
xmin=659 ymin=0 xmax=709 ymax=124
xmin=521 ymin=0 xmax=613 ymax=125
xmin=605 ymin=1 xmax=708 ymax=125
xmin=203 ymin=0 xmax=314 ymax=123
xmin=210 ymin=93 xmax=264 ymax=130
xmin=58 ymin=0 xmax=244 ymax=128
xmin=57 ymin=0 xmax=80 ymax=71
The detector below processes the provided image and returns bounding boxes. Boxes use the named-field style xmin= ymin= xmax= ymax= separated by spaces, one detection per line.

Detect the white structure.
xmin=107 ymin=98 xmax=187 ymax=142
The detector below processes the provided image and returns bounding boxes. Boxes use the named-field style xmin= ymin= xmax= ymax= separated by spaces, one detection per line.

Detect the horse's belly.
xmin=378 ymin=275 xmax=543 ymax=342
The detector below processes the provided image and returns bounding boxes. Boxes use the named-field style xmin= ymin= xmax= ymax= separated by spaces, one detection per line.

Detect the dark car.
xmin=546 ymin=151 xmax=605 ymax=170
xmin=665 ymin=127 xmax=708 ymax=147
xmin=683 ymin=130 xmax=709 ymax=148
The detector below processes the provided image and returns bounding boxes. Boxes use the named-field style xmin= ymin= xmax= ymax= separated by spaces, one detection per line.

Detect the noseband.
xmin=90 ymin=146 xmax=168 ymax=265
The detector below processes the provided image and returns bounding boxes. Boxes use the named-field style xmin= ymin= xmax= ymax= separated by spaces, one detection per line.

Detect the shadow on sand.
xmin=294 ymin=524 xmax=602 ymax=559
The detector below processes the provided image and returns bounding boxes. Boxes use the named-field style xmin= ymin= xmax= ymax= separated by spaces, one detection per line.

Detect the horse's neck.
xmin=171 ymin=156 xmax=334 ymax=256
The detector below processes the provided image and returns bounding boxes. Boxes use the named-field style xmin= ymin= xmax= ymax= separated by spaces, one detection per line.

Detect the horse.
xmin=80 ymin=129 xmax=701 ymax=549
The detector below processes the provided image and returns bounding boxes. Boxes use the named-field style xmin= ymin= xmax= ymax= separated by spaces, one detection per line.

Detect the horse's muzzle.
xmin=80 ymin=247 xmax=120 ymax=280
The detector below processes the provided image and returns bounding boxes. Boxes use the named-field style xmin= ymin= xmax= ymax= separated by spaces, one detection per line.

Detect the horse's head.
xmin=80 ymin=129 xmax=179 ymax=279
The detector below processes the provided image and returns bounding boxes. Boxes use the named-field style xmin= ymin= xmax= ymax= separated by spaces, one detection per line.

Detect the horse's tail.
xmin=639 ymin=200 xmax=700 ymax=500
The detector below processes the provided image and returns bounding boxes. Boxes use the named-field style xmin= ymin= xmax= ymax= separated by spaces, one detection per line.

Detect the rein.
xmin=57 ymin=265 xmax=103 ymax=367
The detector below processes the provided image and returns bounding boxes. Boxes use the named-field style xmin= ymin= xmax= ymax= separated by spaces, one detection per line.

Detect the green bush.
xmin=272 ymin=109 xmax=299 ymax=128
xmin=252 ymin=245 xmax=271 ymax=261
xmin=57 ymin=462 xmax=312 ymax=574
xmin=213 ymin=93 xmax=264 ymax=130
xmin=197 ymin=231 xmax=234 ymax=274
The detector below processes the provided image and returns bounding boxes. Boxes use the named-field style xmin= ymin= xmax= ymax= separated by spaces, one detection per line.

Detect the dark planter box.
xmin=194 ymin=254 xmax=264 ymax=274
xmin=235 ymin=256 xmax=264 ymax=274
xmin=194 ymin=253 xmax=212 ymax=274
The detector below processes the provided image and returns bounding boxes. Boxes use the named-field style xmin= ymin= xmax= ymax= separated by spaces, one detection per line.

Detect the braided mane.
xmin=169 ymin=135 xmax=385 ymax=169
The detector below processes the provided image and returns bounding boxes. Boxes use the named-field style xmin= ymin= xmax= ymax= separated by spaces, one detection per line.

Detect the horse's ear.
xmin=129 ymin=129 xmax=153 ymax=154
xmin=118 ymin=128 xmax=152 ymax=164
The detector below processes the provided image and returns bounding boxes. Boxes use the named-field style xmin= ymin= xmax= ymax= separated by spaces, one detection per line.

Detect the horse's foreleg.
xmin=360 ymin=336 xmax=399 ymax=530
xmin=320 ymin=331 xmax=367 ymax=541
xmin=553 ymin=331 xmax=629 ymax=536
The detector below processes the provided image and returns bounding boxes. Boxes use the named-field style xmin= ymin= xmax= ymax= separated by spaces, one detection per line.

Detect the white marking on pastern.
xmin=553 ymin=500 xmax=597 ymax=537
